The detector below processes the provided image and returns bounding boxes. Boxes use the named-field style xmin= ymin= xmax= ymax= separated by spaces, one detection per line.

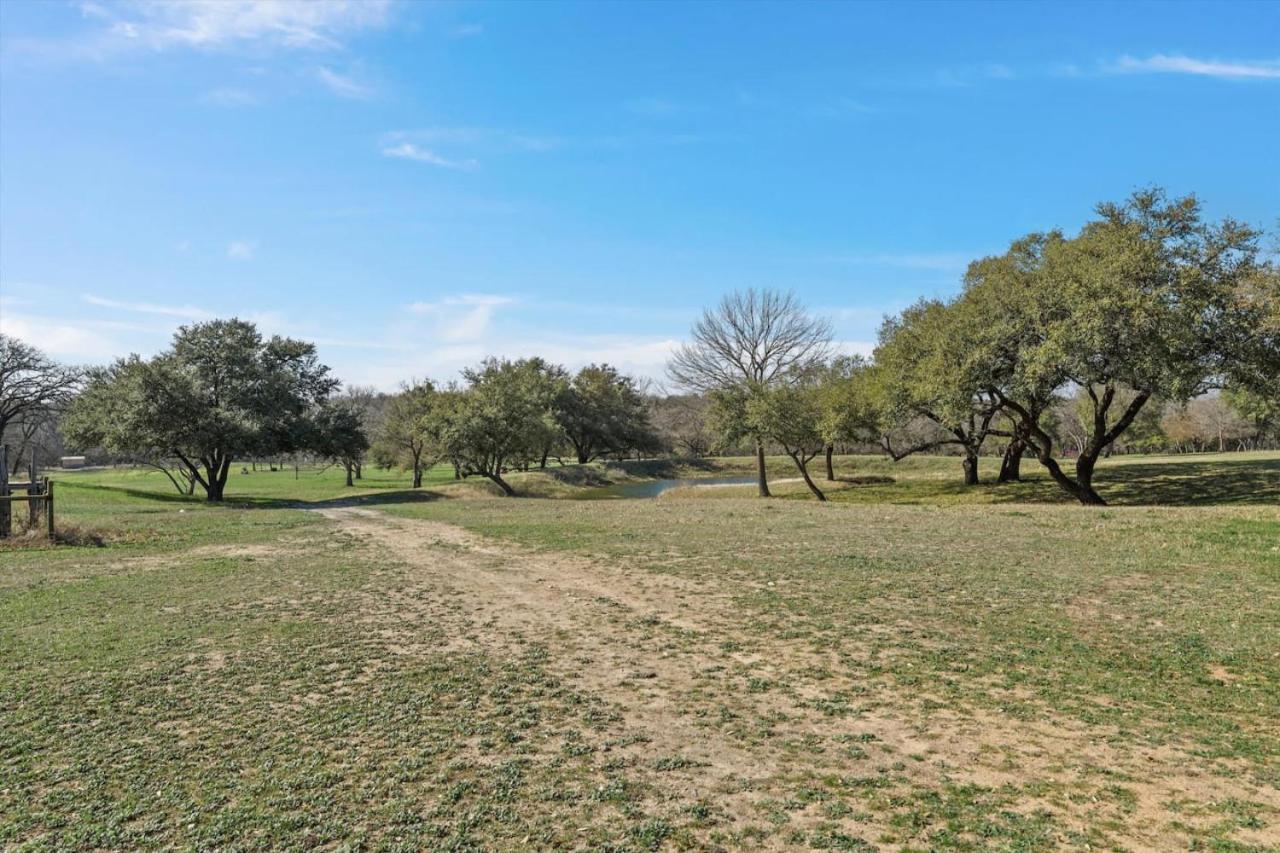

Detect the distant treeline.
xmin=2 ymin=188 xmax=1276 ymax=506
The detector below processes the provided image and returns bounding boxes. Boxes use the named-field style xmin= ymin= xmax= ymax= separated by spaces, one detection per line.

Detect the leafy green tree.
xmin=1225 ymin=385 xmax=1279 ymax=447
xmin=746 ymin=382 xmax=829 ymax=500
xmin=874 ymin=299 xmax=1002 ymax=485
xmin=311 ymin=402 xmax=370 ymax=487
xmin=440 ymin=358 xmax=560 ymax=495
xmin=555 ymin=364 xmax=660 ymax=464
xmin=815 ymin=355 xmax=882 ymax=480
xmin=517 ymin=358 xmax=568 ymax=470
xmin=63 ymin=319 xmax=336 ymax=502
xmin=965 ymin=189 xmax=1267 ymax=505
xmin=371 ymin=381 xmax=436 ymax=488
xmin=64 ymin=357 xmax=197 ymax=495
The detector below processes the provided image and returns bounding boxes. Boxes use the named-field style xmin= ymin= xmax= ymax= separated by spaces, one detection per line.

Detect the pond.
xmin=572 ymin=475 xmax=757 ymax=500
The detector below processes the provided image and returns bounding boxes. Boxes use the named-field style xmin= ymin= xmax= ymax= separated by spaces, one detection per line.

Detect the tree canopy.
xmin=961 ymin=189 xmax=1268 ymax=504
xmin=555 ymin=364 xmax=661 ymax=464
xmin=64 ymin=319 xmax=338 ymax=501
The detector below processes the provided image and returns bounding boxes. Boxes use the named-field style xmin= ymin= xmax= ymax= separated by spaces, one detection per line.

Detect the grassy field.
xmin=2 ymin=452 xmax=1278 ymax=849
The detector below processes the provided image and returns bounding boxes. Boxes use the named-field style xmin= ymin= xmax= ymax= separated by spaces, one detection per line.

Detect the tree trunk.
xmin=411 ymin=451 xmax=423 ymax=489
xmin=344 ymin=461 xmax=354 ymax=487
xmin=486 ymin=473 xmax=515 ymax=496
xmin=354 ymin=461 xmax=362 ymax=480
xmin=961 ymin=452 xmax=979 ymax=486
xmin=824 ymin=444 xmax=835 ymax=481
xmin=453 ymin=462 xmax=461 ymax=480
xmin=206 ymin=458 xmax=230 ymax=502
xmin=755 ymin=439 xmax=771 ymax=498
xmin=997 ymin=440 xmax=1023 ymax=482
xmin=1071 ymin=452 xmax=1106 ymax=505
xmin=789 ymin=452 xmax=826 ymax=501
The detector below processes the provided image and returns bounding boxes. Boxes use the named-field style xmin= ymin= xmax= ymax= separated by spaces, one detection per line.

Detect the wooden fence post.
xmin=29 ymin=448 xmax=41 ymax=526
xmin=46 ymin=478 xmax=55 ymax=540
xmin=0 ymin=444 xmax=10 ymax=538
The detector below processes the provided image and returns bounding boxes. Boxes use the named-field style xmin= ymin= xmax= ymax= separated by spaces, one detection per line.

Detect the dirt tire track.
xmin=315 ymin=506 xmax=1279 ymax=851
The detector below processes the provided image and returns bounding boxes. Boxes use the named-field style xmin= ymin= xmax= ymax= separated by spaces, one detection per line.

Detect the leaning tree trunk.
xmin=789 ymin=452 xmax=827 ymax=501
xmin=755 ymin=439 xmax=771 ymax=498
xmin=824 ymin=444 xmax=835 ymax=481
xmin=998 ymin=440 xmax=1024 ymax=483
xmin=486 ymin=472 xmax=515 ymax=496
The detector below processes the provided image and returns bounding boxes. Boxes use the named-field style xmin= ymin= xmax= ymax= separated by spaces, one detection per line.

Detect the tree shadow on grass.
xmin=1088 ymin=458 xmax=1280 ymax=506
xmin=826 ymin=456 xmax=1279 ymax=507
xmin=60 ymin=482 xmax=453 ymax=511
xmin=64 ymin=483 xmax=204 ymax=504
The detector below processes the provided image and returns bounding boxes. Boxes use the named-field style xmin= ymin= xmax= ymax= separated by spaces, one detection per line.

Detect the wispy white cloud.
xmin=83 ymin=294 xmax=212 ymax=320
xmin=94 ymin=0 xmax=392 ymax=52
xmin=313 ymin=66 xmax=374 ymax=99
xmin=449 ymin=23 xmax=484 ymax=39
xmin=1108 ymin=53 xmax=1280 ymax=80
xmin=407 ymin=294 xmax=514 ymax=342
xmin=227 ymin=240 xmax=256 ymax=260
xmin=6 ymin=0 xmax=393 ymax=65
xmin=381 ymin=141 xmax=478 ymax=170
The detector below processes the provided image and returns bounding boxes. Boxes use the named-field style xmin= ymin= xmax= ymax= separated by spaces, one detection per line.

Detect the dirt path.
xmin=315 ymin=506 xmax=1278 ymax=850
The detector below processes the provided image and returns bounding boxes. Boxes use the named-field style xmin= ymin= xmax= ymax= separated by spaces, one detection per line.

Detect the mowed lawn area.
xmin=2 ymin=453 xmax=1278 ymax=850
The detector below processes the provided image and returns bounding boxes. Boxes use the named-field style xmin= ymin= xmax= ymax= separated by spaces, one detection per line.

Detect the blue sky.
xmin=1 ymin=0 xmax=1276 ymax=388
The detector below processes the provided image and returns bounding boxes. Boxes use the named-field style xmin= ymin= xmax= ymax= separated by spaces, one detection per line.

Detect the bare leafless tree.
xmin=0 ymin=334 xmax=82 ymax=450
xmin=667 ymin=289 xmax=832 ymax=496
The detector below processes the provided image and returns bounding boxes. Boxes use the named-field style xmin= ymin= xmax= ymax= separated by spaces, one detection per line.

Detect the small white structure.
xmin=60 ymin=456 xmax=86 ymax=469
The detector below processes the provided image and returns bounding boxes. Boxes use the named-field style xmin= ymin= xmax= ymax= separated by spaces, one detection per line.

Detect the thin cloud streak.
xmin=83 ymin=294 xmax=212 ymax=320
xmin=381 ymin=142 xmax=478 ymax=170
xmin=314 ymin=66 xmax=375 ymax=99
xmin=1110 ymin=54 xmax=1280 ymax=80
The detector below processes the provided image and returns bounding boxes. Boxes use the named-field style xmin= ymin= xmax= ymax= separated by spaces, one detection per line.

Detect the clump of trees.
xmin=958 ymin=190 xmax=1273 ymax=504
xmin=371 ymin=358 xmax=662 ymax=496
xmin=665 ymin=189 xmax=1276 ymax=506
xmin=64 ymin=319 xmax=345 ymax=501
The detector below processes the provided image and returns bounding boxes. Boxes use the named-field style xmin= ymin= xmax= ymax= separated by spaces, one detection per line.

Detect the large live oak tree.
xmin=962 ymin=189 xmax=1271 ymax=505
xmin=436 ymin=358 xmax=563 ymax=496
xmin=64 ymin=319 xmax=337 ymax=502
